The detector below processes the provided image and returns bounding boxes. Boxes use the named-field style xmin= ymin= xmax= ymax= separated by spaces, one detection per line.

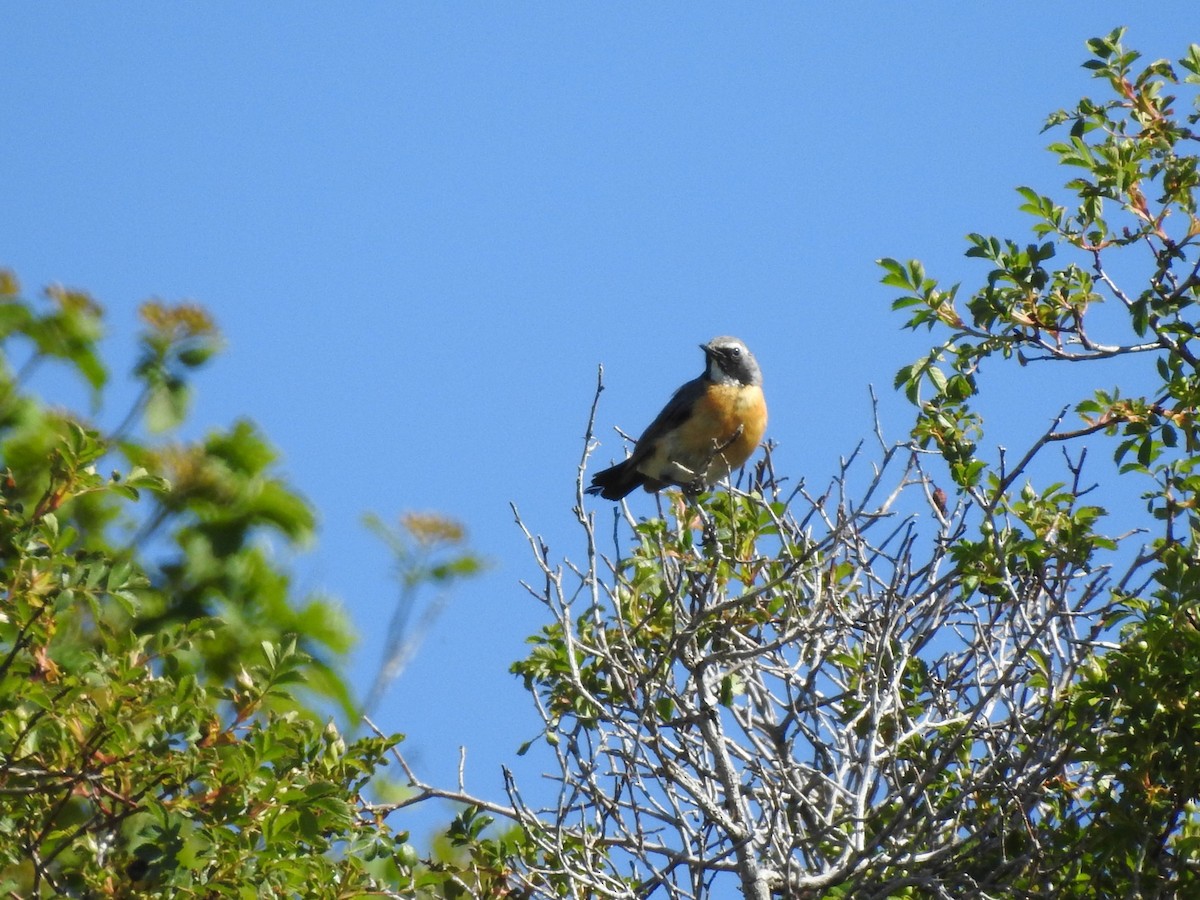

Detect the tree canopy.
xmin=3 ymin=26 xmax=1199 ymax=900
xmin=501 ymin=28 xmax=1200 ymax=898
xmin=0 ymin=280 xmax=500 ymax=893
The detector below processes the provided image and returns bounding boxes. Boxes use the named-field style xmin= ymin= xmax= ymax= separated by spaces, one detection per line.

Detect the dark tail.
xmin=586 ymin=461 xmax=646 ymax=500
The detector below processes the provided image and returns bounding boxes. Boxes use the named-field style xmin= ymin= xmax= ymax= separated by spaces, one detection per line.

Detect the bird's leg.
xmin=698 ymin=500 xmax=719 ymax=549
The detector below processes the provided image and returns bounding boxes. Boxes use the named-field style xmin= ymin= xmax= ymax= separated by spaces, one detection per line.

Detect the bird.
xmin=586 ymin=336 xmax=767 ymax=500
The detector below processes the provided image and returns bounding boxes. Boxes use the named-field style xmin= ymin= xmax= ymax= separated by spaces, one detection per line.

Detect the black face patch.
xmin=712 ymin=346 xmax=750 ymax=383
xmin=702 ymin=337 xmax=761 ymax=387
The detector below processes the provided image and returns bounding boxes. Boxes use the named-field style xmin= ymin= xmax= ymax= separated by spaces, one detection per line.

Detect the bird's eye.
xmin=729 ymin=346 xmax=741 ymax=358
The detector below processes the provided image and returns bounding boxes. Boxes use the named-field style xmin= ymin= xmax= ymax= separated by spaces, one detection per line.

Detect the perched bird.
xmin=586 ymin=336 xmax=767 ymax=500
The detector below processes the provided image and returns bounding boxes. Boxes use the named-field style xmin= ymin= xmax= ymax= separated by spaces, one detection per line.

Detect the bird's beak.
xmin=699 ymin=343 xmax=712 ymax=356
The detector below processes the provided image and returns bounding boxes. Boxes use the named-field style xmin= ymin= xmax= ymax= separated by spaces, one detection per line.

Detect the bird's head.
xmin=701 ymin=336 xmax=762 ymax=387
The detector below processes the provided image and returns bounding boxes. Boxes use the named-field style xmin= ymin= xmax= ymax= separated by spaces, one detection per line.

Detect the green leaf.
xmin=144 ymin=380 xmax=190 ymax=432
xmin=177 ymin=344 xmax=218 ymax=368
xmin=878 ymin=257 xmax=911 ymax=288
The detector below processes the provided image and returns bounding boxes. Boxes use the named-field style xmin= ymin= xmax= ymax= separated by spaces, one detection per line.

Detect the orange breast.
xmin=641 ymin=383 xmax=767 ymax=486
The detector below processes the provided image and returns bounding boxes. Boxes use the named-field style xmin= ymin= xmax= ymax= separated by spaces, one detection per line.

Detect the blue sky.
xmin=4 ymin=6 xmax=1194 ymax=841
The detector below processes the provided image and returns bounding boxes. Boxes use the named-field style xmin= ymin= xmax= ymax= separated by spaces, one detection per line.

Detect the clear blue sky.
xmin=4 ymin=6 xmax=1193 ymax=842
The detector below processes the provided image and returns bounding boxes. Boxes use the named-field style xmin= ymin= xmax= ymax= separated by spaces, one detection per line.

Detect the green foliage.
xmin=513 ymin=488 xmax=806 ymax=734
xmin=883 ymin=27 xmax=1200 ymax=896
xmin=0 ymin=275 xmax=504 ymax=896
xmin=131 ymin=300 xmax=222 ymax=434
xmin=516 ymin=424 xmax=1097 ymax=896
xmin=1064 ymin=559 xmax=1200 ymax=896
